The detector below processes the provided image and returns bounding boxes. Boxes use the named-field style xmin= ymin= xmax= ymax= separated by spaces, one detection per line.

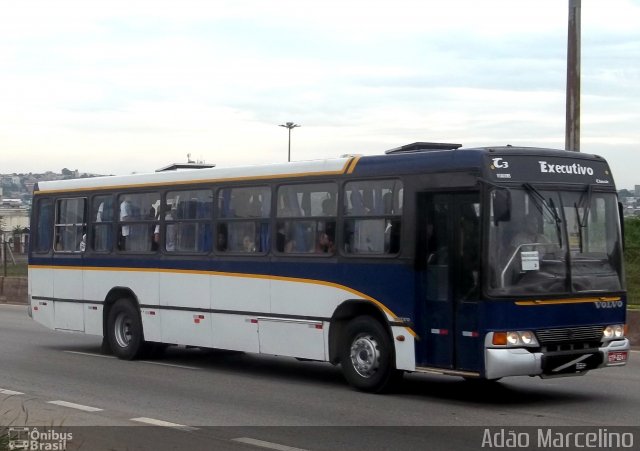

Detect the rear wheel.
xmin=107 ymin=298 xmax=146 ymax=360
xmin=340 ymin=316 xmax=402 ymax=393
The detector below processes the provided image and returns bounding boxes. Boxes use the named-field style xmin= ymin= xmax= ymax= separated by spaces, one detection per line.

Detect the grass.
xmin=625 ymin=218 xmax=640 ymax=307
xmin=625 ymin=246 xmax=640 ymax=306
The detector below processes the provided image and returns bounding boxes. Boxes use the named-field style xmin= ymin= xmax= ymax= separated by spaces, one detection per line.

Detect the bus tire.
xmin=107 ymin=298 xmax=146 ymax=360
xmin=340 ymin=316 xmax=401 ymax=393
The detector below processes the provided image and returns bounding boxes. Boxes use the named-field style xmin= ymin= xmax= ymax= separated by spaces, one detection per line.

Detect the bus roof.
xmin=34 ymin=146 xmax=611 ymax=194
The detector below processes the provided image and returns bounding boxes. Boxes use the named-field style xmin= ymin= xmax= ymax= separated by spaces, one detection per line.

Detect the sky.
xmin=1 ymin=0 xmax=639 ymax=188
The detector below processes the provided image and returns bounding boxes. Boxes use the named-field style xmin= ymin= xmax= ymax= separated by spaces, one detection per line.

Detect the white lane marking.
xmin=139 ymin=360 xmax=202 ymax=370
xmin=232 ymin=437 xmax=309 ymax=451
xmin=48 ymin=400 xmax=103 ymax=412
xmin=130 ymin=417 xmax=189 ymax=428
xmin=0 ymin=389 xmax=24 ymax=395
xmin=64 ymin=350 xmax=201 ymax=369
xmin=64 ymin=350 xmax=116 ymax=359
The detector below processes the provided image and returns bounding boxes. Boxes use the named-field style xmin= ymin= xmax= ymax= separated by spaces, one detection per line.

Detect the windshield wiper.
xmin=523 ymin=183 xmax=563 ymax=247
xmin=575 ymin=184 xmax=593 ymax=228
xmin=573 ymin=184 xmax=593 ymax=253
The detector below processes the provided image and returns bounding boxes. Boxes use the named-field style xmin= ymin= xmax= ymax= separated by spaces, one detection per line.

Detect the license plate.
xmin=607 ymin=351 xmax=628 ymax=364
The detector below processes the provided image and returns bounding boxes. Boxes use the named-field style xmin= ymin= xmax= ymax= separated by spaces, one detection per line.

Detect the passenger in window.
xmin=316 ymin=231 xmax=335 ymax=254
xmin=383 ymin=192 xmax=393 ymax=214
xmin=243 ymin=235 xmax=256 ymax=252
xmin=154 ymin=209 xmax=177 ymax=252
xmin=249 ymin=196 xmax=263 ymax=218
xmin=322 ymin=198 xmax=336 ymax=216
xmin=79 ymin=230 xmax=87 ymax=252
xmin=276 ymin=224 xmax=286 ymax=252
xmin=96 ymin=202 xmax=104 ymax=222
xmin=119 ymin=196 xmax=132 ymax=249
xmin=217 ymin=225 xmax=228 ymax=252
xmin=277 ymin=224 xmax=296 ymax=253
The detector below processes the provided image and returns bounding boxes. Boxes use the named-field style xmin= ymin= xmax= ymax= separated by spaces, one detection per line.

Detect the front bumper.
xmin=484 ymin=338 xmax=630 ymax=380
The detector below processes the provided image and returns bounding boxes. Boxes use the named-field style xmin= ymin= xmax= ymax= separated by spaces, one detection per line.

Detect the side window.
xmin=117 ymin=192 xmax=160 ymax=252
xmin=34 ymin=198 xmax=53 ymax=253
xmin=276 ymin=183 xmax=337 ymax=254
xmin=164 ymin=189 xmax=213 ymax=253
xmin=343 ymin=180 xmax=403 ymax=255
xmin=91 ymin=195 xmax=114 ymax=252
xmin=54 ymin=198 xmax=87 ymax=253
xmin=216 ymin=186 xmax=271 ymax=253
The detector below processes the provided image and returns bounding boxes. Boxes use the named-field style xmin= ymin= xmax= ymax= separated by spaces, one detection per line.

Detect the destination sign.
xmin=485 ymin=154 xmax=614 ymax=186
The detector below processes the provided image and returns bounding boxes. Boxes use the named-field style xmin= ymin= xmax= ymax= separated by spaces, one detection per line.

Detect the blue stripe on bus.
xmin=29 ymin=256 xmax=417 ymax=319
xmin=352 ymin=151 xmax=485 ymax=177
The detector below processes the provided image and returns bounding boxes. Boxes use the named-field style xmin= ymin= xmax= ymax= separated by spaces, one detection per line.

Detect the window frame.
xmin=274 ymin=181 xmax=338 ymax=257
xmin=33 ymin=197 xmax=54 ymax=254
xmin=115 ymin=191 xmax=161 ymax=254
xmin=53 ymin=196 xmax=87 ymax=254
xmin=162 ymin=188 xmax=214 ymax=255
xmin=214 ymin=185 xmax=272 ymax=255
xmin=89 ymin=193 xmax=115 ymax=254
xmin=341 ymin=178 xmax=404 ymax=258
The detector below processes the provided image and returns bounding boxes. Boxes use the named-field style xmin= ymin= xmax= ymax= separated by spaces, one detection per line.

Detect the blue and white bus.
xmin=28 ymin=143 xmax=630 ymax=392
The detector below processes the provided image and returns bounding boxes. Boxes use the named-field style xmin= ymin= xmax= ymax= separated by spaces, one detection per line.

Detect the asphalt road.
xmin=1 ymin=303 xmax=638 ymax=450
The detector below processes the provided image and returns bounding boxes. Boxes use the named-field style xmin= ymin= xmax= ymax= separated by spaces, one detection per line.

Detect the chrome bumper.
xmin=484 ymin=338 xmax=630 ymax=380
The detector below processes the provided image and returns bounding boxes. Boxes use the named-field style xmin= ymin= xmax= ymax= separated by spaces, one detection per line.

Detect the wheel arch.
xmin=102 ymin=286 xmax=140 ymax=338
xmin=328 ymin=299 xmax=392 ymax=364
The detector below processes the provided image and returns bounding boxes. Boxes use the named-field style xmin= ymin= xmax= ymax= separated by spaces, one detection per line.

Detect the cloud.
xmin=0 ymin=0 xmax=638 ymax=187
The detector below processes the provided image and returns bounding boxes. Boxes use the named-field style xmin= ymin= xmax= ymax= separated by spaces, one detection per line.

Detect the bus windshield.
xmin=488 ymin=187 xmax=624 ymax=296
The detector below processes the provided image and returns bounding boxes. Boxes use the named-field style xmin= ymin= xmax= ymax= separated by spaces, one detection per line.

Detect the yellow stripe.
xmin=34 ymin=159 xmax=358 ymax=195
xmin=515 ymin=297 xmax=622 ymax=306
xmin=345 ymin=155 xmax=362 ymax=174
xmin=29 ymin=264 xmax=418 ymax=337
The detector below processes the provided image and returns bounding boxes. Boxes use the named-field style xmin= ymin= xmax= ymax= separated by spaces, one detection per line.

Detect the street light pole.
xmin=279 ymin=122 xmax=301 ymax=162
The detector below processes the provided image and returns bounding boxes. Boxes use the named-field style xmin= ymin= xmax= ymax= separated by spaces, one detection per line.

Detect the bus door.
xmin=416 ymin=192 xmax=481 ymax=371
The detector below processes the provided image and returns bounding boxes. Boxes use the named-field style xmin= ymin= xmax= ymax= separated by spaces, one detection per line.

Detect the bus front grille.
xmin=535 ymin=325 xmax=603 ymax=344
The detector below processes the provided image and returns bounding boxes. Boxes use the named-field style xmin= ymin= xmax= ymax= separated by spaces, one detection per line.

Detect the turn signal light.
xmin=492 ymin=332 xmax=507 ymax=345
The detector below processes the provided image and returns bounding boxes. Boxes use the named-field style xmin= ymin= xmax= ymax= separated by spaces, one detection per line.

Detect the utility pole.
xmin=565 ymin=0 xmax=581 ymax=151
xmin=279 ymin=122 xmax=301 ymax=162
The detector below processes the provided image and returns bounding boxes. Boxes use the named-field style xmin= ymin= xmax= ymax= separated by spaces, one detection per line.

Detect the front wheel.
xmin=340 ymin=316 xmax=402 ymax=393
xmin=107 ymin=298 xmax=146 ymax=360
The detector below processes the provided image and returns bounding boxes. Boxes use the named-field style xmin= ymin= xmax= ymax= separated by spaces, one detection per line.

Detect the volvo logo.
xmin=595 ymin=301 xmax=624 ymax=309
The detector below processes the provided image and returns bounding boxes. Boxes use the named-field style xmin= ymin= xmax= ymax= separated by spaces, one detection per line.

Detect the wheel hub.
xmin=350 ymin=334 xmax=380 ymax=378
xmin=114 ymin=313 xmax=132 ymax=348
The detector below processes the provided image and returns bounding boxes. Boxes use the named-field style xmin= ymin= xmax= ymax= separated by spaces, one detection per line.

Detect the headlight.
xmin=506 ymin=332 xmax=520 ymax=345
xmin=520 ymin=331 xmax=535 ymax=345
xmin=603 ymin=325 xmax=625 ymax=340
xmin=614 ymin=325 xmax=624 ymax=338
xmin=491 ymin=331 xmax=539 ymax=347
